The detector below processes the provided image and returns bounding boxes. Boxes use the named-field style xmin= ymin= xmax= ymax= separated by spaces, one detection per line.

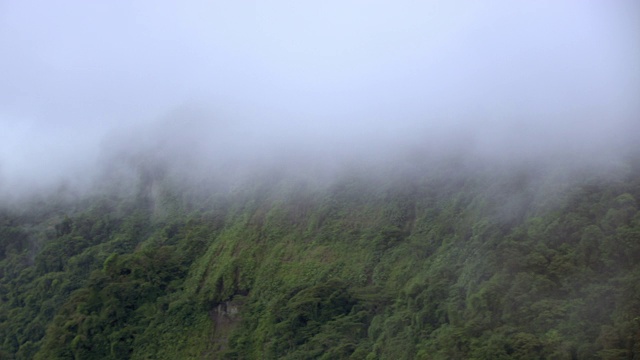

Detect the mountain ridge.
xmin=1 ymin=154 xmax=639 ymax=359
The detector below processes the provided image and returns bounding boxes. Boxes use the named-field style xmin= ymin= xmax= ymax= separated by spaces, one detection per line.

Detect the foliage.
xmin=1 ymin=159 xmax=640 ymax=359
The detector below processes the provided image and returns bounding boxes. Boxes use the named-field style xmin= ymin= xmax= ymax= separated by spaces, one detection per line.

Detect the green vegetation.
xmin=1 ymin=158 xmax=640 ymax=359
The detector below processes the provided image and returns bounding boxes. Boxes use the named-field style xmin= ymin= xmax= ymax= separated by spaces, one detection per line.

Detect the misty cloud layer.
xmin=1 ymin=1 xmax=639 ymax=199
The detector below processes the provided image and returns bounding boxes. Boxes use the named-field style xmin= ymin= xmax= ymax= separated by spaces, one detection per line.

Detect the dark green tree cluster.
xmin=1 ymin=158 xmax=640 ymax=359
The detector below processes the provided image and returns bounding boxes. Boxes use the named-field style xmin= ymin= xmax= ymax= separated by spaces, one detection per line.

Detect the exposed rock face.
xmin=209 ymin=296 xmax=245 ymax=356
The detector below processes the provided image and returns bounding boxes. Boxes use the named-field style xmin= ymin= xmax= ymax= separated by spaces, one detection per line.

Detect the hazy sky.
xmin=1 ymin=1 xmax=639 ymax=193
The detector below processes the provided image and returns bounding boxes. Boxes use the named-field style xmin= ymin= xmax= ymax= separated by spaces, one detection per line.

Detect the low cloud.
xmin=1 ymin=1 xmax=638 ymax=201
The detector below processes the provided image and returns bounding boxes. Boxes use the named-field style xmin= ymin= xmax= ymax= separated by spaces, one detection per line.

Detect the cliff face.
xmin=1 ymin=158 xmax=640 ymax=359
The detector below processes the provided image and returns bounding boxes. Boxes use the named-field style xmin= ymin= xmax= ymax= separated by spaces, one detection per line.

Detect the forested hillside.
xmin=1 ymin=154 xmax=640 ymax=359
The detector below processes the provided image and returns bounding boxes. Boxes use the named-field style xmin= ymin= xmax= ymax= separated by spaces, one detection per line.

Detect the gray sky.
xmin=1 ymin=0 xmax=639 ymax=194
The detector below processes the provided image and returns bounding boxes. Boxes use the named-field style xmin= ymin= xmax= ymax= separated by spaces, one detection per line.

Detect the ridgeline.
xmin=1 ymin=155 xmax=640 ymax=359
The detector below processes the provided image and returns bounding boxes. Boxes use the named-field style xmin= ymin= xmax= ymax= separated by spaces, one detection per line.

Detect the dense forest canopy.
xmin=1 ymin=145 xmax=640 ymax=359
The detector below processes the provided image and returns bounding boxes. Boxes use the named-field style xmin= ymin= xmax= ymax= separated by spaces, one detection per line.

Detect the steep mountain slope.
xmin=1 ymin=156 xmax=640 ymax=359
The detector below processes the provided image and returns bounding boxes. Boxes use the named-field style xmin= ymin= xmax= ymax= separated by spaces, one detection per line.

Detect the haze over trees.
xmin=2 ymin=153 xmax=640 ymax=359
xmin=1 ymin=1 xmax=639 ymax=359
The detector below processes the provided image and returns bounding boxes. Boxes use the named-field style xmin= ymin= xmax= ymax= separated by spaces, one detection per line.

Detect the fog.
xmin=1 ymin=0 xmax=639 ymax=200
